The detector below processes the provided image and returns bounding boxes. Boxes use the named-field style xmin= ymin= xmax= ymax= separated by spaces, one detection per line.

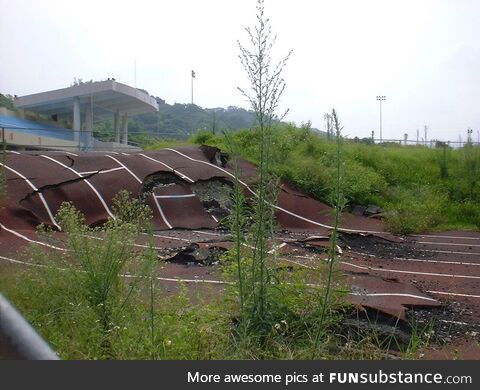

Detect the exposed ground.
xmin=0 ymin=146 xmax=479 ymax=359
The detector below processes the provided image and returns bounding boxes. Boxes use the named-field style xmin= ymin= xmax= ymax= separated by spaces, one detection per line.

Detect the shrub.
xmin=384 ymin=187 xmax=447 ymax=234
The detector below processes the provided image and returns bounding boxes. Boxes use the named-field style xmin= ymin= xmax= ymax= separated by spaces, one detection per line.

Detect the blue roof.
xmin=0 ymin=115 xmax=75 ymax=141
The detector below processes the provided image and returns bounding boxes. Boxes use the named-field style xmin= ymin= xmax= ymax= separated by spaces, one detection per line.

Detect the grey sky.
xmin=1 ymin=0 xmax=479 ymax=141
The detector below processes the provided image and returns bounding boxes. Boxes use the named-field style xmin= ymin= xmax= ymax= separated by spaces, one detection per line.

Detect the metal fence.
xmin=0 ymin=293 xmax=59 ymax=360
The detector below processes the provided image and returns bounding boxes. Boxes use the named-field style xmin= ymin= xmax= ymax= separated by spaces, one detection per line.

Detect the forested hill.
xmin=129 ymin=98 xmax=258 ymax=138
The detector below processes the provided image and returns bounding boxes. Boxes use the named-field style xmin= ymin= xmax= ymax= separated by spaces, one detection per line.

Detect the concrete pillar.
xmin=114 ymin=110 xmax=121 ymax=143
xmin=84 ymin=97 xmax=93 ymax=150
xmin=73 ymin=97 xmax=81 ymax=145
xmin=122 ymin=113 xmax=128 ymax=145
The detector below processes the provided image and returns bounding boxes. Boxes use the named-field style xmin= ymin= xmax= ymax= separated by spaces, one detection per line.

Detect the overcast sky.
xmin=1 ymin=0 xmax=479 ymax=141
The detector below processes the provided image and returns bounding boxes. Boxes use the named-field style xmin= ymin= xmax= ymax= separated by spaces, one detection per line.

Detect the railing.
xmin=0 ymin=126 xmax=143 ymax=152
xmin=0 ymin=293 xmax=59 ymax=360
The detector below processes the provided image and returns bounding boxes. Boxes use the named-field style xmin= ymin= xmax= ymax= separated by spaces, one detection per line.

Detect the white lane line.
xmin=41 ymin=155 xmax=115 ymax=219
xmin=281 ymin=258 xmax=316 ymax=269
xmin=0 ymin=223 xmax=67 ymax=251
xmin=0 ymin=161 xmax=60 ymax=229
xmin=303 ymin=235 xmax=331 ymax=241
xmin=0 ymin=255 xmax=52 ymax=268
xmin=139 ymin=153 xmax=194 ymax=183
xmin=164 ymin=148 xmax=384 ymax=235
xmin=0 ymin=253 xmax=445 ymax=304
xmin=192 ymin=230 xmax=226 ymax=237
xmin=411 ymin=234 xmax=480 ymax=241
xmin=0 ymin=254 xmax=453 ymax=305
xmin=292 ymin=255 xmax=317 ymax=261
xmin=154 ymin=194 xmax=196 ymax=199
xmin=122 ymin=274 xmax=229 ymax=285
xmin=0 ymin=253 xmax=228 ymax=285
xmin=393 ymin=257 xmax=480 ymax=267
xmin=44 ymin=151 xmax=79 ymax=157
xmin=268 ymin=242 xmax=288 ymax=254
xmin=342 ymin=260 xmax=480 ymax=280
xmin=438 ymin=319 xmax=473 ymax=326
xmin=121 ymin=153 xmax=130 ymax=156
xmin=211 ymin=215 xmax=219 ymax=223
xmin=350 ymin=250 xmax=480 ymax=267
xmin=0 ymin=224 xmax=182 ymax=253
xmin=417 ymin=241 xmax=480 ymax=248
xmin=427 ymin=291 xmax=480 ymax=299
xmin=91 ymin=151 xmax=119 ymax=155
xmin=81 ymin=234 xmax=166 ymax=251
xmin=7 ymin=150 xmax=21 ymax=155
xmin=349 ymin=292 xmax=439 ymax=303
xmin=149 ymin=232 xmax=191 ymax=242
xmin=79 ymin=167 xmax=124 ymax=176
xmin=105 ymin=155 xmax=142 ymax=184
xmin=0 ymin=256 xmax=219 ymax=286
xmin=153 ymin=196 xmax=173 ymax=230
xmin=422 ymin=249 xmax=480 ymax=256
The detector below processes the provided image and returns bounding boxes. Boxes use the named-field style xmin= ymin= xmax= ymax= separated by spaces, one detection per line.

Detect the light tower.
xmin=191 ymin=70 xmax=196 ymax=105
xmin=467 ymin=128 xmax=473 ymax=144
xmin=376 ymin=95 xmax=386 ymax=142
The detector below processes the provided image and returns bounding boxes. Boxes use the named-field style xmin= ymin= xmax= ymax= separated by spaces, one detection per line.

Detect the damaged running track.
xmin=1 ymin=146 xmax=479 ymax=356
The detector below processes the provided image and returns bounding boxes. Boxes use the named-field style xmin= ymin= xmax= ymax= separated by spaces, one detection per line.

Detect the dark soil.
xmin=408 ymin=304 xmax=480 ymax=346
xmin=340 ymin=233 xmax=433 ymax=259
xmin=168 ymin=243 xmax=227 ymax=266
xmin=139 ymin=172 xmax=186 ymax=201
xmin=191 ymin=178 xmax=233 ymax=220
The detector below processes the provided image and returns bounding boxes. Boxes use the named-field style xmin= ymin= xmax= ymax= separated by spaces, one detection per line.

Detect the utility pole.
xmin=404 ymin=133 xmax=408 ymax=146
xmin=416 ymin=128 xmax=419 ymax=145
xmin=191 ymin=70 xmax=195 ymax=105
xmin=376 ymin=95 xmax=386 ymax=142
xmin=371 ymin=130 xmax=375 ymax=143
xmin=424 ymin=125 xmax=428 ymax=146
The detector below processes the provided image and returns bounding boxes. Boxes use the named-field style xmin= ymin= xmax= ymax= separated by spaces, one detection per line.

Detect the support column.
xmin=73 ymin=97 xmax=81 ymax=146
xmin=122 ymin=113 xmax=128 ymax=145
xmin=114 ymin=110 xmax=121 ymax=143
xmin=84 ymin=97 xmax=93 ymax=150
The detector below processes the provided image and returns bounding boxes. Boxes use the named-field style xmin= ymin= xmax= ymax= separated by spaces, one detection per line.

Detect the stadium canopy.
xmin=13 ymin=80 xmax=159 ymax=145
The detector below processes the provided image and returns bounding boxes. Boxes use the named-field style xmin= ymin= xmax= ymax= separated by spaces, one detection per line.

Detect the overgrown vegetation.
xmin=312 ymin=109 xmax=347 ymax=359
xmin=1 ymin=193 xmax=230 ymax=359
xmin=190 ymin=125 xmax=480 ymax=234
xmin=0 ymin=191 xmax=398 ymax=360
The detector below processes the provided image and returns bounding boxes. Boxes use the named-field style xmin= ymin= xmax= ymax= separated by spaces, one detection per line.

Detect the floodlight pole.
xmin=376 ymin=95 xmax=386 ymax=142
xmin=467 ymin=128 xmax=473 ymax=144
xmin=191 ymin=70 xmax=195 ymax=105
